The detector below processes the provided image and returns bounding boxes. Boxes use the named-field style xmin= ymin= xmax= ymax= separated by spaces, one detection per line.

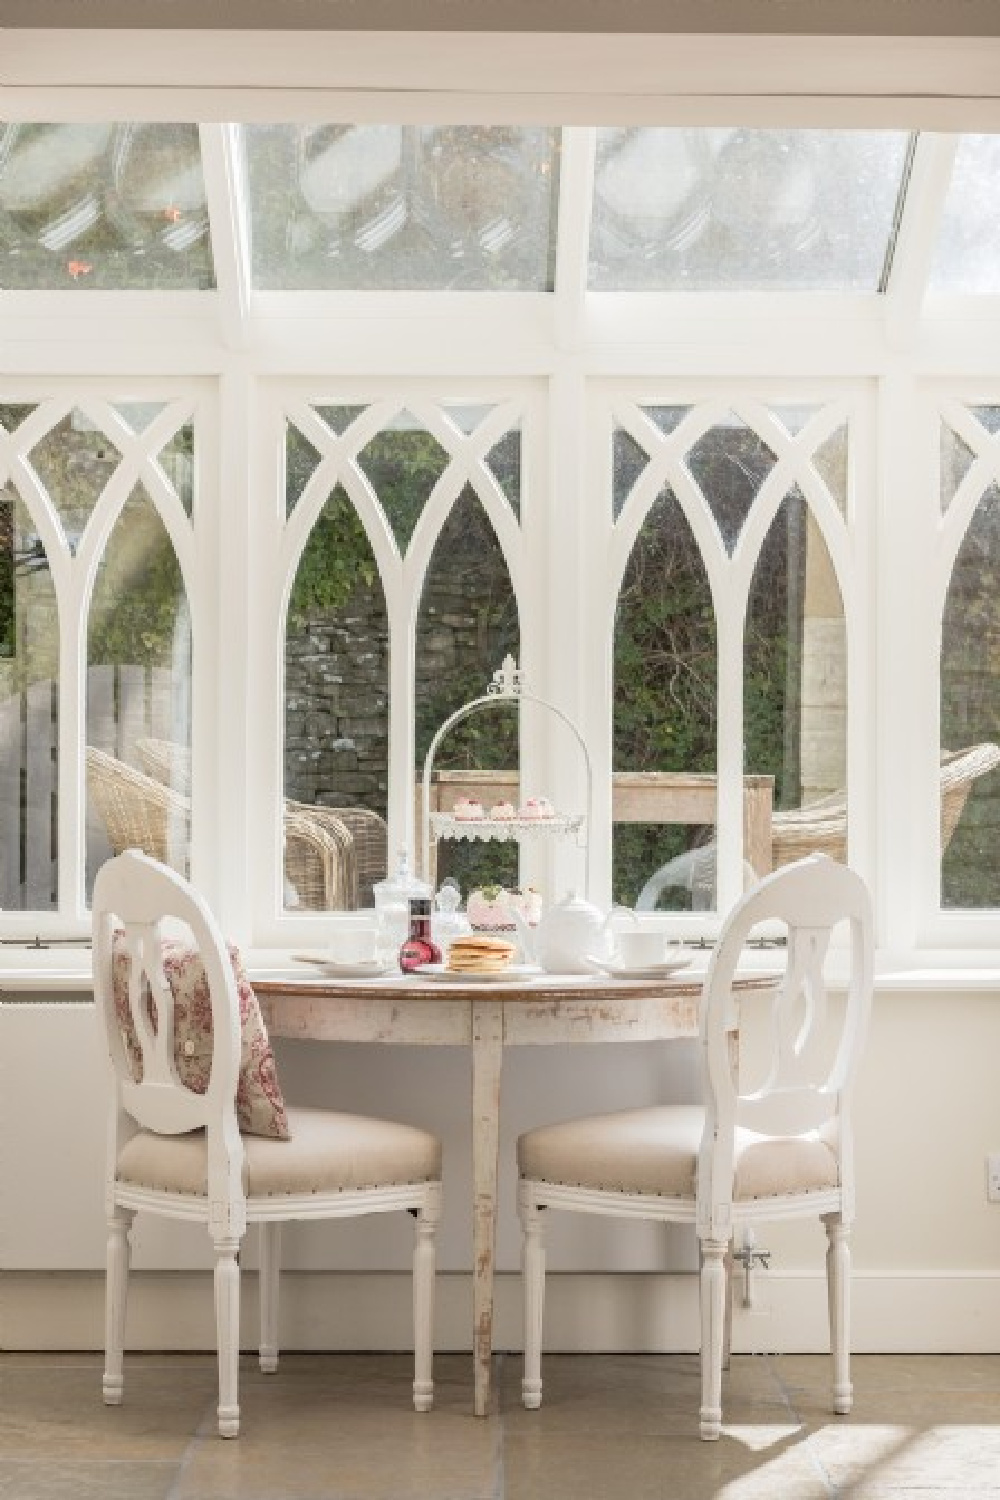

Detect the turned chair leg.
xmin=103 ymin=1205 xmax=135 ymax=1406
xmin=259 ymin=1221 xmax=281 ymax=1375
xmin=518 ymin=1183 xmax=547 ymax=1410
xmin=699 ymin=1236 xmax=729 ymax=1440
xmin=412 ymin=1184 xmax=441 ymax=1413
xmin=214 ymin=1235 xmax=242 ymax=1439
xmin=824 ymin=1212 xmax=853 ymax=1415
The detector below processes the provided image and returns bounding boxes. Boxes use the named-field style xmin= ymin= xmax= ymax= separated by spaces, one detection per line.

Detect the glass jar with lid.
xmin=372 ymin=849 xmax=432 ymax=961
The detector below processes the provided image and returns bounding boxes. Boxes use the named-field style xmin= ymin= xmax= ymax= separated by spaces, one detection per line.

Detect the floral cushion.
xmin=111 ymin=931 xmax=290 ymax=1140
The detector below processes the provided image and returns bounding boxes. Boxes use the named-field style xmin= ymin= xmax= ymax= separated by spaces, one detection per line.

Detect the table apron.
xmin=259 ymin=994 xmax=474 ymax=1045
xmin=502 ymin=994 xmax=700 ymax=1044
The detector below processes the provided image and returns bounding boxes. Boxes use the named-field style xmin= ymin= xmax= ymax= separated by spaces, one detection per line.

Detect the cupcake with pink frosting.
xmin=453 ymin=797 xmax=485 ymax=820
xmin=519 ymin=796 xmax=555 ymax=819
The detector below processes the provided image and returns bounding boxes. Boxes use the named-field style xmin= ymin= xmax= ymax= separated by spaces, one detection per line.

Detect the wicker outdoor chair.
xmin=286 ymin=800 xmax=388 ymax=908
xmin=637 ymin=741 xmax=1000 ymax=909
xmin=88 ymin=746 xmax=358 ymax=911
xmin=136 ymin=737 xmax=385 ymax=909
xmin=134 ymin=735 xmax=192 ymax=795
xmin=87 ymin=746 xmax=191 ymax=876
xmin=770 ymin=741 xmax=1000 ymax=867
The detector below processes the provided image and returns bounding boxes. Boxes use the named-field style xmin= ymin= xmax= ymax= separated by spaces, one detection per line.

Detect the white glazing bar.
xmin=198 ymin=124 xmax=253 ymax=353
xmin=843 ymin=389 xmax=877 ymax=898
xmin=875 ymin=370 xmax=927 ymax=953
xmin=246 ymin=376 xmax=286 ymax=942
xmin=884 ymin=134 xmax=959 ymax=351
xmin=553 ymin=127 xmax=597 ymax=352
xmin=547 ymin=364 xmax=591 ymax=900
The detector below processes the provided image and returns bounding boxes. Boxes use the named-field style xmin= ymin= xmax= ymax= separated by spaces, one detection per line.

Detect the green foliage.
xmin=288 ymin=485 xmax=378 ymax=624
xmin=88 ymin=489 xmax=188 ymax=668
xmin=359 ymin=425 xmax=449 ymax=553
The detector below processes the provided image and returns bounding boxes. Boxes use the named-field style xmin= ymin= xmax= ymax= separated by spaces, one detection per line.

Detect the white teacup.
xmin=613 ymin=930 xmax=666 ymax=969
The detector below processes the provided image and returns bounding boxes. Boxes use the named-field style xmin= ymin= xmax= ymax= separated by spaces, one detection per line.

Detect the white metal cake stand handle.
xmin=420 ymin=655 xmax=593 ymax=892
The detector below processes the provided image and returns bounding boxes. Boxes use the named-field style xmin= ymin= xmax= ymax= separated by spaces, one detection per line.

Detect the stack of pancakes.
xmin=445 ymin=934 xmax=516 ymax=975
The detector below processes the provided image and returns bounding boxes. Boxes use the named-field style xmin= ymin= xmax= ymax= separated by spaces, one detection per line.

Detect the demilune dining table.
xmin=252 ymin=961 xmax=777 ymax=1417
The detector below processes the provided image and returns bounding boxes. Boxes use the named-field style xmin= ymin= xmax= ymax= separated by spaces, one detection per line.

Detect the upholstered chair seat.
xmin=518 ymin=1104 xmax=840 ymax=1203
xmin=117 ymin=1106 xmax=442 ymax=1199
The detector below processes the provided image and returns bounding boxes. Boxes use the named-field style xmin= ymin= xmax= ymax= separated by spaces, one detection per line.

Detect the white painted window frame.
xmin=0 ymin=125 xmax=999 ymax=960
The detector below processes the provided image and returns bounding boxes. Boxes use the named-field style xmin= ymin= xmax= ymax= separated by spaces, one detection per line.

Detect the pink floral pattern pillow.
xmin=111 ymin=931 xmax=290 ymax=1139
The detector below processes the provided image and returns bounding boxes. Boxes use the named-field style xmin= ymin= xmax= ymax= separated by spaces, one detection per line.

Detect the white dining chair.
xmin=92 ymin=849 xmax=442 ymax=1438
xmin=517 ymin=852 xmax=873 ymax=1439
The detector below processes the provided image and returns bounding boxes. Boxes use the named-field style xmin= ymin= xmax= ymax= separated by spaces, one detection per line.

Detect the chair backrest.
xmin=135 ymin=736 xmax=193 ymax=796
xmin=93 ymin=851 xmax=243 ymax=1195
xmin=87 ymin=747 xmax=191 ymax=873
xmin=697 ymin=853 xmax=873 ymax=1237
xmin=939 ymin=742 xmax=1000 ymax=850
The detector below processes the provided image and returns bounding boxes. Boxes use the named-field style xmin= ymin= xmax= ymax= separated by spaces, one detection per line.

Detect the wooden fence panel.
xmin=25 ymin=679 xmax=54 ymax=908
xmin=86 ymin=663 xmax=115 ymax=754
xmin=117 ymin=665 xmax=146 ymax=767
xmin=0 ymin=694 xmax=21 ymax=907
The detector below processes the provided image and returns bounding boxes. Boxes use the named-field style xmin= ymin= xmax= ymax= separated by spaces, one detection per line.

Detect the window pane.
xmin=244 ymin=124 xmax=560 ymax=290
xmin=940 ymin=422 xmax=977 ymax=514
xmin=86 ymin=484 xmax=192 ymax=898
xmin=929 ymin=135 xmax=1000 ymax=294
xmin=416 ymin=486 xmax=519 ymax=897
xmin=358 ymin=412 xmax=450 ymax=553
xmin=285 ymin=421 xmax=324 ymax=519
xmin=812 ymin=424 xmax=849 ymax=518
xmin=614 ymin=488 xmax=718 ymax=910
xmin=485 ymin=426 xmax=521 ymax=521
xmin=284 ymin=484 xmax=389 ymax=911
xmin=589 ymin=128 xmax=910 ymax=291
xmin=0 ymin=123 xmax=214 ymax=290
xmin=940 ymin=476 xmax=1000 ymax=908
xmin=0 ymin=483 xmax=58 ymax=910
xmin=745 ymin=489 xmax=847 ymax=868
xmin=612 ymin=427 xmax=649 ymax=521
xmin=29 ymin=409 xmax=121 ymax=554
xmin=687 ymin=415 xmax=777 ymax=553
xmin=156 ymin=421 xmax=195 ymax=519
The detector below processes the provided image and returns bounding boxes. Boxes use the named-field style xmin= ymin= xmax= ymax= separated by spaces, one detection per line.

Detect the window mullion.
xmin=884 ymin=134 xmax=959 ymax=347
xmin=199 ymin=124 xmax=253 ymax=352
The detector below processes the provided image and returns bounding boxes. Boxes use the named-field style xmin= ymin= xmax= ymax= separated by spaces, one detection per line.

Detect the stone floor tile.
xmin=2 ymin=1350 xmax=999 ymax=1499
xmin=0 ymin=1363 xmax=217 ymax=1461
xmin=501 ymin=1429 xmax=831 ymax=1500
xmin=0 ymin=1459 xmax=178 ymax=1500
xmin=802 ymin=1418 xmax=1000 ymax=1491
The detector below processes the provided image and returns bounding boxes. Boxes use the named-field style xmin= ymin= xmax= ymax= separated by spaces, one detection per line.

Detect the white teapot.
xmin=513 ymin=893 xmax=632 ymax=974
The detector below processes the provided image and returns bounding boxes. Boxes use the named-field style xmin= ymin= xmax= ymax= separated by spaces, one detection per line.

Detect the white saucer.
xmin=414 ymin=963 xmax=541 ymax=984
xmin=585 ymin=955 xmax=693 ymax=980
xmin=293 ymin=954 xmax=395 ymax=979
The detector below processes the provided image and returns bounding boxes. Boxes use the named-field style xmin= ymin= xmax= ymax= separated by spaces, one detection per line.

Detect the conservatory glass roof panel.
xmin=244 ymin=124 xmax=560 ymax=290
xmin=0 ymin=123 xmax=215 ymax=290
xmin=588 ymin=128 xmax=912 ymax=291
xmin=928 ymin=135 xmax=1000 ymax=294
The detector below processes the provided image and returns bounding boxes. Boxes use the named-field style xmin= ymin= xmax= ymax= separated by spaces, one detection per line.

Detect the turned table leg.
xmin=471 ymin=998 xmax=504 ymax=1417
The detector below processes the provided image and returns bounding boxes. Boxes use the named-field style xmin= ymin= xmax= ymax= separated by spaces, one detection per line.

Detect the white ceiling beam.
xmin=3 ymin=33 xmax=1000 ymax=129
xmin=552 ymin=129 xmax=596 ymax=351
xmin=884 ymin=134 xmax=959 ymax=352
xmin=198 ymin=123 xmax=252 ymax=352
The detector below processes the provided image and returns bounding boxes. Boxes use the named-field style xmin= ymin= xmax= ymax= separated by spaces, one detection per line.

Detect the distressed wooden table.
xmin=253 ymin=965 xmax=775 ymax=1416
